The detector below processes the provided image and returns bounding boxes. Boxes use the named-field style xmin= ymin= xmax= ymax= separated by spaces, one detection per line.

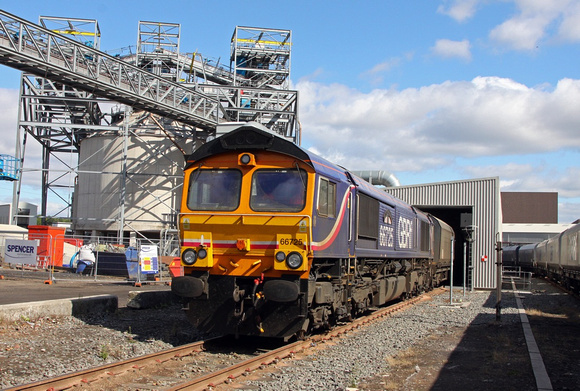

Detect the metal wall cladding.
xmin=72 ymin=133 xmax=192 ymax=234
xmin=386 ymin=177 xmax=502 ymax=289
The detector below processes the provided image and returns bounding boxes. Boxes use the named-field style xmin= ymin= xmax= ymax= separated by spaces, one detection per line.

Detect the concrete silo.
xmin=72 ymin=111 xmax=196 ymax=239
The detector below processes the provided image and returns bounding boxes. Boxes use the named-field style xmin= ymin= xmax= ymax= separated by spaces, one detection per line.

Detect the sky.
xmin=0 ymin=0 xmax=579 ymax=223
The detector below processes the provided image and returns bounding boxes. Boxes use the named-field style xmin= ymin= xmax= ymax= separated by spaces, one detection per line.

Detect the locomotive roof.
xmin=185 ymin=124 xmax=314 ymax=169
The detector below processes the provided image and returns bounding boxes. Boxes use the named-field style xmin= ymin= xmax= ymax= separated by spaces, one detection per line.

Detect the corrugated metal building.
xmin=386 ymin=177 xmax=502 ymax=289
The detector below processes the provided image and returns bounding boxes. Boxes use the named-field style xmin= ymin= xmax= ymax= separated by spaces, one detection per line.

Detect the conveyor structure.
xmin=0 ymin=11 xmax=222 ymax=129
xmin=0 ymin=9 xmax=299 ymax=247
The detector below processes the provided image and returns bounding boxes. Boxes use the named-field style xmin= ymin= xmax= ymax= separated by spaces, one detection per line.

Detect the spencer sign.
xmin=4 ymin=239 xmax=38 ymax=265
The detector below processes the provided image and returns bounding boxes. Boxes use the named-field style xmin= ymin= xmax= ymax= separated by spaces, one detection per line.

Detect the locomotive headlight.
xmin=182 ymin=249 xmax=198 ymax=265
xmin=285 ymin=252 xmax=303 ymax=269
xmin=238 ymin=152 xmax=256 ymax=166
xmin=198 ymin=247 xmax=208 ymax=259
xmin=240 ymin=153 xmax=251 ymax=164
xmin=275 ymin=251 xmax=286 ymax=262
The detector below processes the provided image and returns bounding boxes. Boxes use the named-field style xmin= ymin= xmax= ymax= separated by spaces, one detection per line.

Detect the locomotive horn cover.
xmin=263 ymin=280 xmax=299 ymax=302
xmin=171 ymin=276 xmax=205 ymax=298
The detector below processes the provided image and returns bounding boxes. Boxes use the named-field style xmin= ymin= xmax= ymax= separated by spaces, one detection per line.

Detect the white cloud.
xmin=558 ymin=201 xmax=580 ymax=224
xmin=489 ymin=14 xmax=550 ymax=50
xmin=439 ymin=1 xmax=580 ymax=51
xmin=0 ymin=88 xmax=19 ymax=155
xmin=437 ymin=0 xmax=480 ymax=22
xmin=359 ymin=58 xmax=402 ymax=86
xmin=358 ymin=53 xmax=415 ymax=87
xmin=466 ymin=163 xmax=580 ymax=198
xmin=431 ymin=39 xmax=472 ymax=61
xmin=297 ymin=76 xmax=580 ymax=187
xmin=558 ymin=1 xmax=580 ymax=41
xmin=489 ymin=0 xmax=580 ymax=50
xmin=465 ymin=162 xmax=534 ymax=180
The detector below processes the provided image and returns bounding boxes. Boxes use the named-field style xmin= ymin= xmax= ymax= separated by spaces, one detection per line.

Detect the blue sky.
xmin=0 ymin=0 xmax=579 ymax=223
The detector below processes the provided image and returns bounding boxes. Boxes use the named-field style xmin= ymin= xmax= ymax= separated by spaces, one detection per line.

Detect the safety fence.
xmin=0 ymin=228 xmax=182 ymax=286
xmin=502 ymin=266 xmax=532 ymax=291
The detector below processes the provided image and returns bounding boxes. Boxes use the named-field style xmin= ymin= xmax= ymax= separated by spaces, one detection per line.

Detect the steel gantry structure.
xmin=0 ymin=9 xmax=299 ymax=246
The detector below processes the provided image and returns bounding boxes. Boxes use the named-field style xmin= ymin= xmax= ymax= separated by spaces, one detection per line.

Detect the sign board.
xmin=4 ymin=239 xmax=38 ymax=264
xmin=139 ymin=245 xmax=159 ymax=274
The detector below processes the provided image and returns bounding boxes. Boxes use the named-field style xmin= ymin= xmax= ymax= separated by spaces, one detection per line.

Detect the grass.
xmin=99 ymin=344 xmax=110 ymax=360
xmin=527 ymin=307 xmax=568 ymax=319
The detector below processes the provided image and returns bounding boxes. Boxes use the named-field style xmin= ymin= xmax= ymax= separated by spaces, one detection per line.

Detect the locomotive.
xmin=503 ymin=223 xmax=580 ymax=292
xmin=171 ymin=124 xmax=454 ymax=340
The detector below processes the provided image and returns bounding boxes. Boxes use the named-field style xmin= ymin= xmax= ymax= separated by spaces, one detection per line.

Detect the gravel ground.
xmin=237 ymin=288 xmax=521 ymax=391
xmin=0 ymin=302 xmax=199 ymax=389
xmin=1 ymin=279 xmax=577 ymax=390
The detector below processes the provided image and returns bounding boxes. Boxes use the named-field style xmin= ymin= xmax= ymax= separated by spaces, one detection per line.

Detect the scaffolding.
xmin=0 ymin=10 xmax=299 ymax=255
xmin=136 ymin=21 xmax=180 ymax=81
xmin=231 ymin=26 xmax=291 ymax=89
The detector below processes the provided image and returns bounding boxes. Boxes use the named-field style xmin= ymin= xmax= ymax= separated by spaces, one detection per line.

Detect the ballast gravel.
xmin=242 ymin=289 xmax=520 ymax=391
xmin=0 ymin=288 xmax=520 ymax=390
xmin=0 ymin=302 xmax=199 ymax=389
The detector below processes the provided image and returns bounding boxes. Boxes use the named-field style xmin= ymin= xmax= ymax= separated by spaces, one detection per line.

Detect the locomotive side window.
xmin=357 ymin=193 xmax=379 ymax=241
xmin=420 ymin=220 xmax=431 ymax=252
xmin=317 ymin=177 xmax=336 ymax=217
xmin=187 ymin=169 xmax=242 ymax=211
xmin=250 ymin=169 xmax=307 ymax=212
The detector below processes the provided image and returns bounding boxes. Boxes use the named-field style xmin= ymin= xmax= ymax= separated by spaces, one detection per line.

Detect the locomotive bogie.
xmin=181 ymin=274 xmax=309 ymax=338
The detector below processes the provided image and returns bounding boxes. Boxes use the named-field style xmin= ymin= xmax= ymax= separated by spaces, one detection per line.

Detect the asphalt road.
xmin=0 ymin=267 xmax=171 ymax=306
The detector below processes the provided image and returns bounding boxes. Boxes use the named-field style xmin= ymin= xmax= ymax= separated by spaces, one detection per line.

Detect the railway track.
xmin=5 ymin=339 xmax=210 ymax=391
xmin=8 ymin=290 xmax=441 ymax=391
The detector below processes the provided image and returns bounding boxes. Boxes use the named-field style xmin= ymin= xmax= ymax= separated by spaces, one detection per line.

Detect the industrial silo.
xmin=71 ymin=110 xmax=197 ymax=239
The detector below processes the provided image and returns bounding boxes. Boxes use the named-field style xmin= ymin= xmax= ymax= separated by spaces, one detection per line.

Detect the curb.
xmin=0 ymin=294 xmax=118 ymax=322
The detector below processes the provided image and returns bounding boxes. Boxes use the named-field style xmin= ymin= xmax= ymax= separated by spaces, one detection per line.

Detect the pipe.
xmin=351 ymin=170 xmax=401 ymax=187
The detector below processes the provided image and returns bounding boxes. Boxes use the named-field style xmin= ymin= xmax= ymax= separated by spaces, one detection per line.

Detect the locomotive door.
xmin=348 ymin=187 xmax=355 ymax=253
xmin=313 ymin=176 xmax=352 ymax=258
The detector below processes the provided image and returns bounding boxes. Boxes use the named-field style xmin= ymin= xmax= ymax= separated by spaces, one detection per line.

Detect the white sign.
xmin=4 ymin=239 xmax=38 ymax=265
xmin=139 ymin=245 xmax=159 ymax=274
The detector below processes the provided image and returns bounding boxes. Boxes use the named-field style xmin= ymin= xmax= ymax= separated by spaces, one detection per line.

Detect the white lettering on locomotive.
xmin=398 ymin=217 xmax=413 ymax=249
xmin=379 ymin=225 xmax=394 ymax=248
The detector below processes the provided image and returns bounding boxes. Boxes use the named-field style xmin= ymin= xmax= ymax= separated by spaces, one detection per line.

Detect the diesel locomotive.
xmin=171 ymin=124 xmax=454 ymax=339
xmin=503 ymin=223 xmax=580 ymax=292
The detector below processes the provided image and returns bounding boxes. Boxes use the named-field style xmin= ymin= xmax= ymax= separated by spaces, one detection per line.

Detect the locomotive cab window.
xmin=250 ymin=168 xmax=307 ymax=212
xmin=317 ymin=177 xmax=336 ymax=217
xmin=187 ymin=169 xmax=242 ymax=211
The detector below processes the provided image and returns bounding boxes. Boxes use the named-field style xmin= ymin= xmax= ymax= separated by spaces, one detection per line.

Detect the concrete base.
xmin=0 ymin=294 xmax=118 ymax=322
xmin=126 ymin=290 xmax=178 ymax=309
